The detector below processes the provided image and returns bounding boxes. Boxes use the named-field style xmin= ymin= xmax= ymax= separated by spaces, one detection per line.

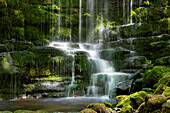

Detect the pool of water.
xmin=0 ymin=96 xmax=115 ymax=113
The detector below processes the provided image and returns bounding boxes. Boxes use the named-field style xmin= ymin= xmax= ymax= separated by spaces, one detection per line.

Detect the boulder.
xmin=138 ymin=94 xmax=167 ymax=113
xmin=162 ymin=102 xmax=170 ymax=113
xmin=80 ymin=109 xmax=97 ymax=113
xmin=115 ymin=91 xmax=147 ymax=112
xmin=87 ymin=103 xmax=111 ymax=113
xmin=129 ymin=69 xmax=143 ymax=80
xmin=116 ymin=80 xmax=133 ymax=95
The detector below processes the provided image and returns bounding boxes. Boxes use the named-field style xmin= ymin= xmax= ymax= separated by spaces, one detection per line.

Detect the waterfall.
xmin=48 ymin=0 xmax=132 ymax=98
xmin=70 ymin=0 xmax=73 ymax=42
xmin=79 ymin=0 xmax=82 ymax=42
xmin=86 ymin=0 xmax=95 ymax=43
xmin=58 ymin=0 xmax=61 ymax=39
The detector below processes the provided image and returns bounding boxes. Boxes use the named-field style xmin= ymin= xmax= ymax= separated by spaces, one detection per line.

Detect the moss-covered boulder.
xmin=137 ymin=94 xmax=167 ymax=113
xmin=161 ymin=102 xmax=170 ymax=113
xmin=114 ymin=91 xmax=147 ymax=112
xmin=87 ymin=103 xmax=111 ymax=113
xmin=0 ymin=0 xmax=7 ymax=8
xmin=155 ymin=56 xmax=170 ymax=65
xmin=142 ymin=66 xmax=170 ymax=88
xmin=154 ymin=84 xmax=170 ymax=97
xmin=80 ymin=109 xmax=97 ymax=113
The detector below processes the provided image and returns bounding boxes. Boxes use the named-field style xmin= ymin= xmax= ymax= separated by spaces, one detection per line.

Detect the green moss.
xmin=116 ymin=96 xmax=131 ymax=107
xmin=129 ymin=91 xmax=147 ymax=108
xmin=154 ymin=72 xmax=170 ymax=88
xmin=14 ymin=110 xmax=35 ymax=113
xmin=103 ymin=102 xmax=112 ymax=108
xmin=142 ymin=66 xmax=170 ymax=88
xmin=11 ymin=27 xmax=25 ymax=41
xmin=120 ymin=104 xmax=133 ymax=113
xmin=155 ymin=56 xmax=170 ymax=65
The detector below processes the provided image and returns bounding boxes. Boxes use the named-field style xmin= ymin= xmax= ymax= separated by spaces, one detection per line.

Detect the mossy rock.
xmin=133 ymin=34 xmax=170 ymax=60
xmin=119 ymin=104 xmax=133 ymax=113
xmin=145 ymin=94 xmax=167 ymax=112
xmin=0 ymin=0 xmax=7 ymax=8
xmin=30 ymin=47 xmax=66 ymax=57
xmin=14 ymin=110 xmax=35 ymax=113
xmin=129 ymin=91 xmax=147 ymax=109
xmin=142 ymin=66 xmax=170 ymax=88
xmin=11 ymin=27 xmax=25 ymax=41
xmin=154 ymin=84 xmax=170 ymax=97
xmin=11 ymin=41 xmax=33 ymax=51
xmin=80 ymin=109 xmax=97 ymax=113
xmin=161 ymin=102 xmax=170 ymax=113
xmin=87 ymin=103 xmax=111 ymax=113
xmin=141 ymin=88 xmax=155 ymax=94
xmin=155 ymin=56 xmax=170 ymax=65
xmin=154 ymin=72 xmax=170 ymax=88
xmin=35 ymin=110 xmax=48 ymax=113
xmin=103 ymin=102 xmax=112 ymax=108
xmin=116 ymin=95 xmax=131 ymax=107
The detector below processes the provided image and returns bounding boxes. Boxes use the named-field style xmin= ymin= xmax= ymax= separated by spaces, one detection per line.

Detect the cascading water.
xmin=48 ymin=0 xmax=132 ymax=98
xmin=79 ymin=0 xmax=82 ymax=42
xmin=58 ymin=0 xmax=61 ymax=39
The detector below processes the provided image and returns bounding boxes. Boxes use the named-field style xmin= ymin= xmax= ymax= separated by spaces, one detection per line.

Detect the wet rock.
xmin=124 ymin=56 xmax=148 ymax=69
xmin=129 ymin=69 xmax=143 ymax=80
xmin=131 ymin=78 xmax=143 ymax=93
xmin=87 ymin=103 xmax=111 ymax=113
xmin=80 ymin=109 xmax=97 ymax=113
xmin=116 ymin=80 xmax=132 ymax=95
xmin=109 ymin=88 xmax=117 ymax=99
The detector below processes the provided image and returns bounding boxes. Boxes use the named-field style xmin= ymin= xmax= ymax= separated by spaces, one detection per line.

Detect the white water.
xmin=79 ymin=0 xmax=82 ymax=42
xmin=58 ymin=0 xmax=61 ymax=39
